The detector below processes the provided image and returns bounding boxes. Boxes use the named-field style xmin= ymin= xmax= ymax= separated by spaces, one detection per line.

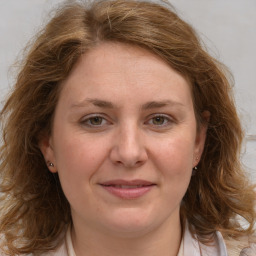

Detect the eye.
xmin=81 ymin=115 xmax=109 ymax=127
xmin=151 ymin=116 xmax=167 ymax=125
xmin=88 ymin=116 xmax=104 ymax=126
xmin=146 ymin=114 xmax=172 ymax=127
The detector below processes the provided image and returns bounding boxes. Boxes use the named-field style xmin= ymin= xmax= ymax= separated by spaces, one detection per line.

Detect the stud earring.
xmin=192 ymin=166 xmax=198 ymax=176
xmin=48 ymin=162 xmax=54 ymax=167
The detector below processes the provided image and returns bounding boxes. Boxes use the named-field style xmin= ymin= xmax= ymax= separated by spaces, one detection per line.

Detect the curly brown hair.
xmin=0 ymin=0 xmax=255 ymax=254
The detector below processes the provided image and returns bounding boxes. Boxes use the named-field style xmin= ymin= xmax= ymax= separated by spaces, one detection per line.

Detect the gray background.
xmin=0 ymin=0 xmax=255 ymax=182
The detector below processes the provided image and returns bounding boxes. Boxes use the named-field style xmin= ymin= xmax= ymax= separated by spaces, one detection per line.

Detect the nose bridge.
xmin=120 ymin=122 xmax=140 ymax=153
xmin=110 ymin=121 xmax=147 ymax=167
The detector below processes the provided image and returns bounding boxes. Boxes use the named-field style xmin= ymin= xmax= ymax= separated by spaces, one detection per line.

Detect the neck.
xmin=71 ymin=213 xmax=182 ymax=256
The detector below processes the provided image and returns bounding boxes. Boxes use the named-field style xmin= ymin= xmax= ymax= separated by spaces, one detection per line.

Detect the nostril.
xmin=113 ymin=159 xmax=145 ymax=168
xmin=109 ymin=142 xmax=148 ymax=168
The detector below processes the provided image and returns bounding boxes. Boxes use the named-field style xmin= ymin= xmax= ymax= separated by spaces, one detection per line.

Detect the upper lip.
xmin=99 ymin=179 xmax=155 ymax=186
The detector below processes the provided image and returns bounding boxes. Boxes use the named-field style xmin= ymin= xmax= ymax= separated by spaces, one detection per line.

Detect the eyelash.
xmin=80 ymin=114 xmax=174 ymax=129
xmin=80 ymin=114 xmax=110 ymax=127
xmin=146 ymin=114 xmax=173 ymax=127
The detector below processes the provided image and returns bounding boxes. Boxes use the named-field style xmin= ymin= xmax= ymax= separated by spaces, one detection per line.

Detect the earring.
xmin=192 ymin=166 xmax=197 ymax=176
xmin=192 ymin=156 xmax=199 ymax=176
xmin=48 ymin=162 xmax=54 ymax=167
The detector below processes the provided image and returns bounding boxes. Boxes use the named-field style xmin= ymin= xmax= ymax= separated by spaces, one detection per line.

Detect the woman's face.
xmin=41 ymin=42 xmax=207 ymax=237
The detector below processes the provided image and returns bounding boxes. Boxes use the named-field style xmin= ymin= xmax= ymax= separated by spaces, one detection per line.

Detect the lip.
xmin=99 ymin=179 xmax=156 ymax=199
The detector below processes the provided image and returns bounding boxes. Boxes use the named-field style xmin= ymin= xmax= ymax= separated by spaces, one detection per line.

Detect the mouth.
xmin=103 ymin=184 xmax=149 ymax=188
xmin=99 ymin=180 xmax=156 ymax=199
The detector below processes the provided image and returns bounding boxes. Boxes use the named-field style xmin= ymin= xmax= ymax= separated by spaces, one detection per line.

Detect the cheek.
xmin=151 ymin=134 xmax=195 ymax=197
xmin=154 ymin=139 xmax=194 ymax=201
xmin=53 ymin=134 xmax=108 ymax=196
xmin=55 ymin=141 xmax=107 ymax=212
xmin=54 ymin=132 xmax=104 ymax=170
xmin=153 ymin=135 xmax=195 ymax=173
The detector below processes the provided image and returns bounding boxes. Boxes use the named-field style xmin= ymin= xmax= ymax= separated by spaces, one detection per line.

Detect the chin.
xmin=100 ymin=208 xmax=159 ymax=237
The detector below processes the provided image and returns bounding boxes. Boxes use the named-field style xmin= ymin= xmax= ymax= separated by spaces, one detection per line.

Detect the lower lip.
xmin=101 ymin=185 xmax=153 ymax=199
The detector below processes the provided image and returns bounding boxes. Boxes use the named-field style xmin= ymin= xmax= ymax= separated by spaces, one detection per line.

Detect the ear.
xmin=39 ymin=135 xmax=57 ymax=173
xmin=193 ymin=111 xmax=210 ymax=167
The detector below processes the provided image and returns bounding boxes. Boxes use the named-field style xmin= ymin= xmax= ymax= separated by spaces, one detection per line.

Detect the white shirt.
xmin=177 ymin=223 xmax=228 ymax=256
xmin=54 ymin=224 xmax=228 ymax=256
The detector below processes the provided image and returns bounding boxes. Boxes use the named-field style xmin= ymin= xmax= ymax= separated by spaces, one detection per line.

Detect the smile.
xmin=104 ymin=184 xmax=146 ymax=188
xmin=99 ymin=180 xmax=156 ymax=199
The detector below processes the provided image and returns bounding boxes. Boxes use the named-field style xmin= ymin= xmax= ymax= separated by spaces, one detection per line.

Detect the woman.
xmin=0 ymin=0 xmax=255 ymax=255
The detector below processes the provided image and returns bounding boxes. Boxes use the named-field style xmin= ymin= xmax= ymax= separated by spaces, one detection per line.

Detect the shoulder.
xmin=183 ymin=225 xmax=228 ymax=255
xmin=0 ymin=242 xmax=68 ymax=256
xmin=40 ymin=226 xmax=73 ymax=256
xmin=0 ymin=235 xmax=68 ymax=256
xmin=224 ymin=236 xmax=256 ymax=256
xmin=39 ymin=239 xmax=68 ymax=256
xmin=183 ymin=222 xmax=256 ymax=256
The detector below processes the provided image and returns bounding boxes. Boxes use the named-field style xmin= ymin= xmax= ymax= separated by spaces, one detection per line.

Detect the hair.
xmin=0 ymin=0 xmax=255 ymax=254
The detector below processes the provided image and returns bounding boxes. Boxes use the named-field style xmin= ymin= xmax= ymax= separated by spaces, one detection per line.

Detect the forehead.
xmin=59 ymin=42 xmax=193 ymax=107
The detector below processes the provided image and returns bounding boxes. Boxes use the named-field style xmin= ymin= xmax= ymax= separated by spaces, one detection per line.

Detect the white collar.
xmin=65 ymin=224 xmax=228 ymax=256
xmin=66 ymin=226 xmax=76 ymax=256
xmin=179 ymin=223 xmax=228 ymax=256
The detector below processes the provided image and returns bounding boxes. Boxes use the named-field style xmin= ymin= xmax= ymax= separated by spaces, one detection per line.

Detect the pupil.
xmin=91 ymin=117 xmax=102 ymax=125
xmin=153 ymin=117 xmax=164 ymax=125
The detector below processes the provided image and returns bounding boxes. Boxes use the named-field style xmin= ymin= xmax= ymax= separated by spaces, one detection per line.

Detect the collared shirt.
xmin=177 ymin=223 xmax=228 ymax=256
xmin=57 ymin=224 xmax=228 ymax=256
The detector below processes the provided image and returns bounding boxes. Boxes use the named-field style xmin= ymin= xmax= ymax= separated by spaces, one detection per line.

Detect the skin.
xmin=40 ymin=42 xmax=208 ymax=256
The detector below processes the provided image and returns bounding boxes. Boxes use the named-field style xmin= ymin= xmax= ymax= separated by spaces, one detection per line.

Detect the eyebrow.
xmin=71 ymin=98 xmax=115 ymax=109
xmin=71 ymin=98 xmax=184 ymax=110
xmin=141 ymin=100 xmax=184 ymax=110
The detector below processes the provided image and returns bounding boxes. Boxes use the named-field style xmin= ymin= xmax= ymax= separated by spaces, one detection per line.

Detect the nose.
xmin=109 ymin=125 xmax=148 ymax=168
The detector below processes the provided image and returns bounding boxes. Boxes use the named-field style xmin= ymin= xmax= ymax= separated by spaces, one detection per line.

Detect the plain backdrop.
xmin=0 ymin=0 xmax=255 ymax=182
